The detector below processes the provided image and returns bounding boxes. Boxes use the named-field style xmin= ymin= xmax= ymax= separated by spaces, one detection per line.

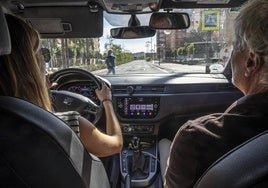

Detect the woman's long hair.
xmin=0 ymin=14 xmax=52 ymax=111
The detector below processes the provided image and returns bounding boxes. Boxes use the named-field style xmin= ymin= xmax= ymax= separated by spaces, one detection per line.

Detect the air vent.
xmin=113 ymin=85 xmax=165 ymax=94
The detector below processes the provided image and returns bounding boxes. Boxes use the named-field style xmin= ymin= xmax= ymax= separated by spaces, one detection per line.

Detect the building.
xmin=156 ymin=8 xmax=239 ymax=60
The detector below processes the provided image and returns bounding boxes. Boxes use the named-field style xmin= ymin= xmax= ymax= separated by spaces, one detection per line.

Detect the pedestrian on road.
xmin=106 ymin=49 xmax=115 ymax=74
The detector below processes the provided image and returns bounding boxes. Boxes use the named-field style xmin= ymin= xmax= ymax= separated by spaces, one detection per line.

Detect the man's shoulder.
xmin=174 ymin=113 xmax=224 ymax=142
xmin=182 ymin=113 xmax=222 ymax=130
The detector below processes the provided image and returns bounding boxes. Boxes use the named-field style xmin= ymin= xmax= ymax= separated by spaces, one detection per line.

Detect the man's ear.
xmin=245 ymin=52 xmax=262 ymax=76
xmin=246 ymin=59 xmax=254 ymax=67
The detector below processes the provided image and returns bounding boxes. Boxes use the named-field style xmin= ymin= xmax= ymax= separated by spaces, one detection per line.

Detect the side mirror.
xmin=149 ymin=12 xmax=190 ymax=29
xmin=110 ymin=26 xmax=156 ymax=39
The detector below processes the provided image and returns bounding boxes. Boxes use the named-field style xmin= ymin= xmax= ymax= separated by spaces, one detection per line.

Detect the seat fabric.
xmin=0 ymin=96 xmax=110 ymax=188
xmin=194 ymin=130 xmax=268 ymax=188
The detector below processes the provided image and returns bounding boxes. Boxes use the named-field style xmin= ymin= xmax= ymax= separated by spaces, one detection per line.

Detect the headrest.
xmin=0 ymin=6 xmax=11 ymax=55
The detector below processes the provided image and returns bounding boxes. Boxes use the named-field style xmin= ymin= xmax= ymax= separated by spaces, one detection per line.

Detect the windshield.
xmin=41 ymin=8 xmax=238 ymax=75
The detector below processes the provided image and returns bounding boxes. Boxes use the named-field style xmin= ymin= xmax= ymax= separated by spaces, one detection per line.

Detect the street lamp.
xmin=155 ymin=30 xmax=171 ymax=65
xmin=164 ymin=30 xmax=171 ymax=61
xmin=145 ymin=41 xmax=151 ymax=53
xmin=145 ymin=38 xmax=154 ymax=61
xmin=155 ymin=44 xmax=163 ymax=65
xmin=151 ymin=48 xmax=155 ymax=63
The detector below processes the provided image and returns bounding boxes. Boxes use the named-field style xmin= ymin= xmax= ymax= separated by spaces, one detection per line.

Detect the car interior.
xmin=0 ymin=0 xmax=267 ymax=188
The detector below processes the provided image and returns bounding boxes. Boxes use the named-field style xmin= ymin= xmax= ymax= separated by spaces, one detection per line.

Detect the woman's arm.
xmin=78 ymin=82 xmax=123 ymax=157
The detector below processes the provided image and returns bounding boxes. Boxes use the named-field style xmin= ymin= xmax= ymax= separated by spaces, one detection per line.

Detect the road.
xmin=93 ymin=60 xmax=207 ymax=75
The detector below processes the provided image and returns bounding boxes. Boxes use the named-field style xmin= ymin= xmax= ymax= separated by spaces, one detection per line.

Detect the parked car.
xmin=209 ymin=63 xmax=224 ymax=73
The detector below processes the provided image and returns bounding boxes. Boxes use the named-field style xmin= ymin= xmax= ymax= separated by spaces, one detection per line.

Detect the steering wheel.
xmin=49 ymin=68 xmax=104 ymax=125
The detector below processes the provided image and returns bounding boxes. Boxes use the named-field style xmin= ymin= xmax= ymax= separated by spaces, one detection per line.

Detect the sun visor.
xmin=0 ymin=7 xmax=11 ymax=55
xmin=28 ymin=18 xmax=68 ymax=35
xmin=22 ymin=7 xmax=103 ymax=38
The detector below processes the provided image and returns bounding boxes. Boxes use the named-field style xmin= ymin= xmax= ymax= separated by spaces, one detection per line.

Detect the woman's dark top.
xmin=165 ymin=92 xmax=268 ymax=188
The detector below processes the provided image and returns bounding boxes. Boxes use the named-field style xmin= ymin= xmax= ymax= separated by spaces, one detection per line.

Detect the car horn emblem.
xmin=63 ymin=97 xmax=73 ymax=105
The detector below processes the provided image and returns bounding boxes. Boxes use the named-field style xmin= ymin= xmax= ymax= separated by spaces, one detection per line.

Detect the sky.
xmin=99 ymin=14 xmax=156 ymax=54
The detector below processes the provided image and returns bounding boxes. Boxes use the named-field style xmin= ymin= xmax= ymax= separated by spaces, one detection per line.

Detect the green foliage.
xmin=40 ymin=37 xmax=134 ymax=72
xmin=177 ymin=43 xmax=195 ymax=57
xmin=104 ymin=42 xmax=134 ymax=65
xmin=68 ymin=43 xmax=77 ymax=58
xmin=86 ymin=62 xmax=107 ymax=71
xmin=177 ymin=46 xmax=187 ymax=56
xmin=179 ymin=30 xmax=209 ymax=57
xmin=187 ymin=43 xmax=195 ymax=56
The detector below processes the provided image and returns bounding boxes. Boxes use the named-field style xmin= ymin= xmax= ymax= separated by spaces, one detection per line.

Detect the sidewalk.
xmin=151 ymin=61 xmax=179 ymax=73
xmin=151 ymin=60 xmax=207 ymax=73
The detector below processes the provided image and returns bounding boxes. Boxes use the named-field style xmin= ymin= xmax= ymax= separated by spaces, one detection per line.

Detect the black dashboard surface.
xmin=101 ymin=74 xmax=243 ymax=122
xmin=55 ymin=72 xmax=243 ymax=138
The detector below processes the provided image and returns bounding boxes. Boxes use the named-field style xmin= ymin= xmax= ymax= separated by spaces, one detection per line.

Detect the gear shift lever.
xmin=130 ymin=136 xmax=141 ymax=152
xmin=129 ymin=136 xmax=149 ymax=180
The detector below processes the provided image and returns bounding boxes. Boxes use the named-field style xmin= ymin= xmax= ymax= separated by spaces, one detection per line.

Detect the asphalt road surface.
xmin=93 ymin=60 xmax=207 ymax=75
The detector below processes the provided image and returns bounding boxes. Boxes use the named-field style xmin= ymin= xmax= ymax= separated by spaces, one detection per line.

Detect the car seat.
xmin=0 ymin=6 xmax=11 ymax=55
xmin=0 ymin=7 xmax=110 ymax=187
xmin=194 ymin=130 xmax=268 ymax=188
xmin=0 ymin=96 xmax=111 ymax=188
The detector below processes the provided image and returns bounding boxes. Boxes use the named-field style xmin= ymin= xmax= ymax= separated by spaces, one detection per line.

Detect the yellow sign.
xmin=201 ymin=10 xmax=220 ymax=31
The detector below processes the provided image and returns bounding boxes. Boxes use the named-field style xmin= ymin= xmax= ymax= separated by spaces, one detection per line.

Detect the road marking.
xmin=154 ymin=66 xmax=170 ymax=73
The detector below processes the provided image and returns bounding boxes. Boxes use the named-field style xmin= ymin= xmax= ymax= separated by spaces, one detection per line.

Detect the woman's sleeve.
xmin=54 ymin=111 xmax=80 ymax=136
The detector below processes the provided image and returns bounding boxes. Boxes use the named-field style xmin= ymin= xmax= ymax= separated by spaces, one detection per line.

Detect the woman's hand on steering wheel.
xmin=45 ymin=70 xmax=58 ymax=88
xmin=95 ymin=82 xmax=112 ymax=102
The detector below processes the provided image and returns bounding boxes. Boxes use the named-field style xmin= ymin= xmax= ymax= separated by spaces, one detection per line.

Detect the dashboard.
xmin=54 ymin=72 xmax=243 ymax=139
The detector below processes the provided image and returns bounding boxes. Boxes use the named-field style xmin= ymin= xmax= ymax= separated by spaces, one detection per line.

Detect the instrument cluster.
xmin=66 ymin=82 xmax=99 ymax=104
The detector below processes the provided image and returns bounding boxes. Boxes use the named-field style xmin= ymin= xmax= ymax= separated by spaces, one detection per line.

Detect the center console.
xmin=116 ymin=96 xmax=160 ymax=119
xmin=120 ymin=136 xmax=160 ymax=187
xmin=115 ymin=96 xmax=163 ymax=187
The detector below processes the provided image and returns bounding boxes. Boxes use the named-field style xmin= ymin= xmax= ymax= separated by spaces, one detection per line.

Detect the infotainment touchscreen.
xmin=116 ymin=97 xmax=160 ymax=118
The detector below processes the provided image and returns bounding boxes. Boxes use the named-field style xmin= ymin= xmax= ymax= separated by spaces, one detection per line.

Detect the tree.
xmin=104 ymin=40 xmax=134 ymax=65
xmin=177 ymin=45 xmax=187 ymax=58
xmin=187 ymin=43 xmax=195 ymax=59
xmin=104 ymin=35 xmax=114 ymax=52
xmin=181 ymin=30 xmax=207 ymax=58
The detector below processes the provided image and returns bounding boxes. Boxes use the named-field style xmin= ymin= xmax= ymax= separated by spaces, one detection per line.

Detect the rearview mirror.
xmin=110 ymin=26 xmax=156 ymax=39
xmin=149 ymin=12 xmax=190 ymax=29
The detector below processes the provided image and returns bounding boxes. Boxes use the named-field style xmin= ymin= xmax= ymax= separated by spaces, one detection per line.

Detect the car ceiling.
xmin=0 ymin=0 xmax=248 ymax=38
